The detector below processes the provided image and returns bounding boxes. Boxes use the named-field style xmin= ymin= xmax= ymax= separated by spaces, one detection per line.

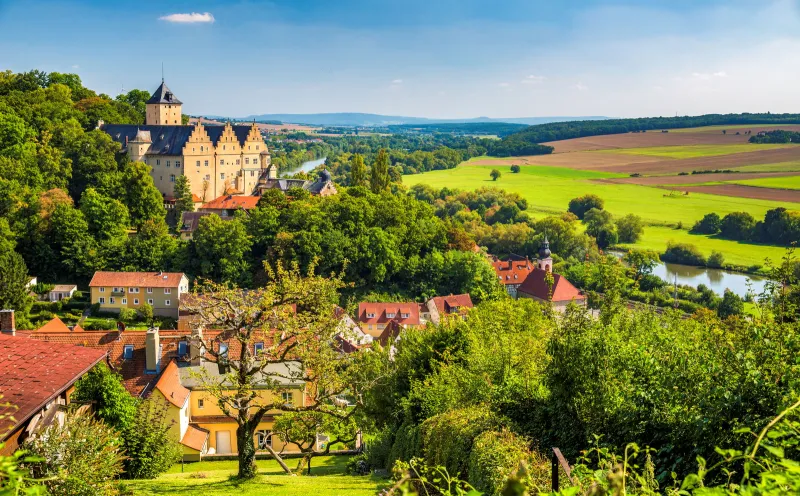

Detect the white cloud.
xmin=391 ymin=79 xmax=403 ymax=84
xmin=158 ymin=12 xmax=215 ymax=24
xmin=572 ymin=82 xmax=588 ymax=91
xmin=521 ymin=74 xmax=545 ymax=84
xmin=71 ymin=64 xmax=79 ymax=69
xmin=713 ymin=71 xmax=728 ymax=77
xmin=691 ymin=71 xmax=727 ymax=80
xmin=498 ymin=82 xmax=511 ymax=87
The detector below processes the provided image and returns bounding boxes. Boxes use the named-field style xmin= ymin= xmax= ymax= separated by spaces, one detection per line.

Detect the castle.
xmin=101 ymin=80 xmax=273 ymax=202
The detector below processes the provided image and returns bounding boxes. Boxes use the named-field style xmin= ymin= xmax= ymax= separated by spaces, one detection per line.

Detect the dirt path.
xmin=663 ymin=184 xmax=800 ymax=203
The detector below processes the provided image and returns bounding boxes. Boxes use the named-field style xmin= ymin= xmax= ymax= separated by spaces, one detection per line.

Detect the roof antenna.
xmin=161 ymin=62 xmax=164 ymax=83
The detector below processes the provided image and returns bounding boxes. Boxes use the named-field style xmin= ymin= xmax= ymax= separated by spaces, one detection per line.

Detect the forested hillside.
xmin=493 ymin=112 xmax=800 ymax=155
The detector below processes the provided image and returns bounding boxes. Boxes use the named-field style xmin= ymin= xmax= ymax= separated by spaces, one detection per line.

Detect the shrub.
xmin=638 ymin=274 xmax=666 ymax=291
xmin=138 ymin=302 xmax=154 ymax=323
xmin=73 ymin=362 xmax=137 ymax=431
xmin=661 ymin=242 xmax=706 ymax=266
xmin=387 ymin=422 xmax=421 ymax=471
xmin=691 ymin=212 xmax=721 ymax=235
xmin=122 ymin=398 xmax=183 ymax=479
xmin=510 ymin=164 xmax=521 ymax=173
xmin=718 ymin=289 xmax=744 ymax=319
xmin=615 ymin=214 xmax=644 ymax=243
xmin=365 ymin=427 xmax=395 ymax=471
xmin=490 ymin=169 xmax=501 ymax=181
xmin=25 ymin=411 xmax=125 ymax=496
xmin=467 ymin=429 xmax=530 ymax=495
xmin=568 ymin=194 xmax=604 ymax=220
xmin=419 ymin=407 xmax=500 ymax=478
xmin=720 ymin=211 xmax=756 ymax=241
xmin=707 ymin=251 xmax=725 ymax=268
xmin=118 ymin=307 xmax=137 ymax=323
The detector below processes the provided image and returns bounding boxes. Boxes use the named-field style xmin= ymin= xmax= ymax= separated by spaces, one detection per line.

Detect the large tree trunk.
xmin=237 ymin=423 xmax=258 ymax=479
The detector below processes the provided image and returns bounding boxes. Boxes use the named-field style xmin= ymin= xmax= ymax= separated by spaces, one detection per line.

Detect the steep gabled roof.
xmin=147 ymin=81 xmax=182 ymax=105
xmin=492 ymin=258 xmax=534 ymax=285
xmin=517 ymin=269 xmax=585 ymax=303
xmin=357 ymin=302 xmax=421 ymax=326
xmin=154 ymin=360 xmax=190 ymax=408
xmin=0 ymin=334 xmax=107 ymax=438
xmin=429 ymin=294 xmax=474 ymax=315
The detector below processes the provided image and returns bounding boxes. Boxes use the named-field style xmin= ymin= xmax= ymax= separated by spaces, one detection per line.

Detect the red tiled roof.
xmin=376 ymin=320 xmax=402 ymax=346
xmin=357 ymin=302 xmax=421 ymax=326
xmin=492 ymin=259 xmax=534 ymax=285
xmin=154 ymin=360 xmax=190 ymax=408
xmin=181 ymin=425 xmax=209 ymax=451
xmin=89 ymin=271 xmax=185 ymax=288
xmin=517 ymin=269 xmax=585 ymax=303
xmin=429 ymin=294 xmax=473 ymax=315
xmin=191 ymin=415 xmax=276 ymax=424
xmin=36 ymin=316 xmax=71 ymax=332
xmin=200 ymin=195 xmax=260 ymax=211
xmin=0 ymin=334 xmax=107 ymax=438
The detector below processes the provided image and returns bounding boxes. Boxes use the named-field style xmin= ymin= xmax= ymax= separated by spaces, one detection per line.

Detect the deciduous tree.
xmin=370 ymin=148 xmax=390 ymax=193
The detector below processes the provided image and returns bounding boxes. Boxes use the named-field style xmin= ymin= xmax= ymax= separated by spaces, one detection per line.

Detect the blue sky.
xmin=2 ymin=0 xmax=800 ymax=118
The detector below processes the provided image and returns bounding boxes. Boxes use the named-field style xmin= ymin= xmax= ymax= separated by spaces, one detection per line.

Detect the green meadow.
xmin=122 ymin=456 xmax=385 ymax=496
xmin=404 ymin=164 xmax=795 ymax=267
xmin=728 ymin=175 xmax=800 ymax=190
xmin=734 ymin=161 xmax=800 ymax=172
xmin=602 ymin=144 xmax=791 ymax=159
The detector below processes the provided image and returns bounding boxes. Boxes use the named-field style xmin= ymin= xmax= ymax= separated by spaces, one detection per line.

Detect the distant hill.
xmin=217 ymin=112 xmax=612 ymax=127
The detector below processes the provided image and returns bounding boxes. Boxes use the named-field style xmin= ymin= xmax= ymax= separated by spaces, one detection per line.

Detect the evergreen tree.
xmin=0 ymin=249 xmax=33 ymax=316
xmin=370 ymin=148 xmax=390 ymax=193
xmin=173 ymin=175 xmax=194 ymax=227
xmin=349 ymin=153 xmax=366 ymax=187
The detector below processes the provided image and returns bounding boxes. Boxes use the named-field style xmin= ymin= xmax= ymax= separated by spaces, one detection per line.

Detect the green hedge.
xmin=386 ymin=422 xmax=421 ymax=471
xmin=467 ymin=429 xmax=530 ymax=495
xmin=418 ymin=406 xmax=500 ymax=479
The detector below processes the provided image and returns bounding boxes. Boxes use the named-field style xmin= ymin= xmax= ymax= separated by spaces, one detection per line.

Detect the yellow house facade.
xmin=88 ymin=271 xmax=189 ymax=319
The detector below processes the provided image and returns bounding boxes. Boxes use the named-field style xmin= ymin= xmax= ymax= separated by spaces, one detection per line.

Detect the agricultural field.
xmin=604 ymin=143 xmax=792 ymax=159
xmin=404 ymin=161 xmax=796 ymax=267
xmin=728 ymin=175 xmax=800 ymax=190
xmin=121 ymin=456 xmax=385 ymax=496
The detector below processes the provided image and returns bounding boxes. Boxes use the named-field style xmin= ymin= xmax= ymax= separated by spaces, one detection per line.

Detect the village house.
xmin=0 ymin=310 xmax=106 ymax=455
xmin=42 ymin=284 xmax=78 ymax=302
xmin=198 ymin=194 xmax=261 ymax=217
xmin=422 ymin=294 xmax=474 ymax=325
xmin=492 ymin=239 xmax=585 ymax=310
xmin=356 ymin=302 xmax=424 ymax=338
xmin=89 ymin=271 xmax=189 ymax=319
xmin=17 ymin=315 xmax=311 ymax=461
xmin=178 ymin=211 xmax=216 ymax=241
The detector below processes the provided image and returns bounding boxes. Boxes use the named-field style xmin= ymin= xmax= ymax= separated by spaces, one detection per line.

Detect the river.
xmin=284 ymin=156 xmax=327 ymax=176
xmin=610 ymin=252 xmax=769 ymax=297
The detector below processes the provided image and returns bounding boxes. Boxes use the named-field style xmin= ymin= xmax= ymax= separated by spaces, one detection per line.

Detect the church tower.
xmin=145 ymin=80 xmax=182 ymax=125
xmin=537 ymin=236 xmax=553 ymax=272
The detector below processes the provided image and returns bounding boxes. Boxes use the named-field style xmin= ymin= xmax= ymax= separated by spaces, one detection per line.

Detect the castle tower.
xmin=145 ymin=80 xmax=183 ymax=125
xmin=128 ymin=129 xmax=152 ymax=162
xmin=537 ymin=236 xmax=553 ymax=272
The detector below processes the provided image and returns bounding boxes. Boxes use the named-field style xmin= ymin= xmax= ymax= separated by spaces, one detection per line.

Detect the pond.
xmin=284 ymin=156 xmax=327 ymax=176
xmin=610 ymin=251 xmax=769 ymax=297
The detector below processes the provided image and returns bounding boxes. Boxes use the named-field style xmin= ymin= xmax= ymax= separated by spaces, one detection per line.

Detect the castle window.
xmin=220 ymin=159 xmax=224 ymax=166
xmin=200 ymin=146 xmax=204 ymax=152
xmin=205 ymin=174 xmax=210 ymax=180
xmin=170 ymin=175 xmax=176 ymax=182
xmin=251 ymin=171 xmax=255 ymax=177
xmin=166 ymin=160 xmax=170 ymax=167
xmin=192 ymin=147 xmax=195 ymax=152
xmin=196 ymin=161 xmax=200 ymax=167
xmin=176 ymin=161 xmax=181 ymax=167
xmin=223 ymin=145 xmax=226 ymax=150
xmin=204 ymin=160 xmax=209 ymax=167
xmin=156 ymin=159 xmax=160 ymax=166
xmin=245 ymin=158 xmax=249 ymax=164
xmin=254 ymin=158 xmax=259 ymax=165
xmin=236 ymin=159 xmax=240 ymax=165
xmin=256 ymin=145 xmax=259 ymax=150
xmin=220 ymin=173 xmax=225 ymax=180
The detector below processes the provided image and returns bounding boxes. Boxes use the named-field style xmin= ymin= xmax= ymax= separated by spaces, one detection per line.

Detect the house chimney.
xmin=0 ymin=310 xmax=15 ymax=336
xmin=145 ymin=327 xmax=160 ymax=372
xmin=190 ymin=326 xmax=204 ymax=366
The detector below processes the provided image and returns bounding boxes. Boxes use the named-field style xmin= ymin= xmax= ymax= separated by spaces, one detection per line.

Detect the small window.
xmin=220 ymin=173 xmax=225 ymax=180
xmin=123 ymin=345 xmax=134 ymax=359
xmin=254 ymin=158 xmax=259 ymax=165
xmin=134 ymin=298 xmax=139 ymax=305
xmin=99 ymin=297 xmax=105 ymax=304
xmin=366 ymin=313 xmax=375 ymax=319
xmin=164 ymin=288 xmax=171 ymax=294
xmin=401 ymin=313 xmax=410 ymax=318
xmin=99 ymin=287 xmax=105 ymax=293
xmin=236 ymin=159 xmax=240 ymax=165
xmin=256 ymin=145 xmax=259 ymax=150
xmin=254 ymin=342 xmax=264 ymax=354
xmin=200 ymin=146 xmax=204 ymax=152
xmin=219 ymin=342 xmax=228 ymax=357
xmin=166 ymin=160 xmax=171 ymax=167
xmin=156 ymin=159 xmax=160 ymax=166
xmin=178 ymin=341 xmax=188 ymax=356
xmin=250 ymin=171 xmax=255 ymax=177
xmin=128 ymin=287 xmax=134 ymax=293
xmin=110 ymin=297 xmax=115 ymax=304
xmin=170 ymin=174 xmax=176 ymax=182
xmin=281 ymin=392 xmax=293 ymax=405
xmin=147 ymin=299 xmax=154 ymax=305
xmin=256 ymin=430 xmax=272 ymax=449
xmin=147 ymin=287 xmax=153 ymax=293
xmin=205 ymin=174 xmax=210 ymax=180
xmin=245 ymin=157 xmax=249 ymax=164
xmin=165 ymin=299 xmax=171 ymax=306
xmin=122 ymin=298 xmax=127 ymax=304
xmin=386 ymin=313 xmax=395 ymax=318
xmin=198 ymin=398 xmax=204 ymax=409
xmin=176 ymin=161 xmax=181 ymax=167
xmin=196 ymin=160 xmax=200 ymax=167
xmin=204 ymin=160 xmax=209 ymax=167
xmin=220 ymin=159 xmax=224 ymax=166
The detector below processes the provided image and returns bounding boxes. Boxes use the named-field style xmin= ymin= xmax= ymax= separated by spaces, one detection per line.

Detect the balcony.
xmin=111 ymin=290 xmax=125 ymax=296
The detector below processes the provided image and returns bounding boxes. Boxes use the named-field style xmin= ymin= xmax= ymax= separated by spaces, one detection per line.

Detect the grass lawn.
xmin=404 ymin=164 xmax=795 ymax=267
xmin=122 ymin=456 xmax=386 ymax=496
xmin=601 ymin=144 xmax=791 ymax=159
xmin=727 ymin=175 xmax=800 ymax=190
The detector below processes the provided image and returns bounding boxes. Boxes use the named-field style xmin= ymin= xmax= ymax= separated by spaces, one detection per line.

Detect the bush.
xmin=490 ymin=169 xmax=501 ymax=181
xmin=387 ymin=422 xmax=421 ymax=471
xmin=510 ymin=164 xmax=521 ymax=173
xmin=118 ymin=307 xmax=137 ymax=323
xmin=691 ymin=212 xmax=721 ymax=234
xmin=73 ymin=362 xmax=137 ymax=431
xmin=419 ymin=407 xmax=500 ymax=478
xmin=122 ymin=398 xmax=183 ymax=479
xmin=365 ymin=427 xmax=395 ymax=471
xmin=467 ymin=429 xmax=530 ymax=495
xmin=718 ymin=289 xmax=744 ymax=319
xmin=138 ymin=302 xmax=154 ymax=323
xmin=707 ymin=251 xmax=725 ymax=268
xmin=638 ymin=274 xmax=666 ymax=292
xmin=720 ymin=211 xmax=756 ymax=241
xmin=25 ymin=411 xmax=125 ymax=496
xmin=615 ymin=214 xmax=644 ymax=243
xmin=661 ymin=242 xmax=706 ymax=266
xmin=568 ymin=194 xmax=604 ymax=220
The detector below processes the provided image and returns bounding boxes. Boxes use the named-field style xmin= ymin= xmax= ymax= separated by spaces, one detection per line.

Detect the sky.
xmin=2 ymin=0 xmax=800 ymax=119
